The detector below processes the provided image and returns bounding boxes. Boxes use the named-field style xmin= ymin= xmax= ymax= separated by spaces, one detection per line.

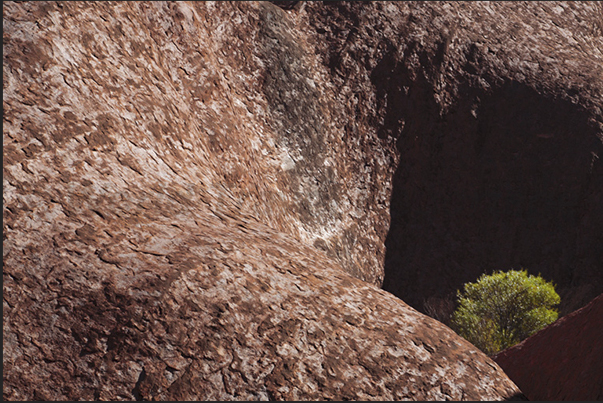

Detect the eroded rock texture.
xmin=2 ymin=1 xmax=526 ymax=400
xmin=493 ymin=294 xmax=603 ymax=401
xmin=2 ymin=0 xmax=601 ymax=400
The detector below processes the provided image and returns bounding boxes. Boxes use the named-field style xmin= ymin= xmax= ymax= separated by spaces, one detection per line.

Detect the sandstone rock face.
xmin=2 ymin=1 xmax=524 ymax=400
xmin=2 ymin=0 xmax=601 ymax=400
xmin=493 ymin=294 xmax=603 ymax=401
xmin=3 ymin=183 xmax=522 ymax=401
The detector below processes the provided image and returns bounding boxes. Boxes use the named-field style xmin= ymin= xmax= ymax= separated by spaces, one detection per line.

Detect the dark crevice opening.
xmin=374 ymin=51 xmax=603 ymax=319
xmin=132 ymin=368 xmax=146 ymax=401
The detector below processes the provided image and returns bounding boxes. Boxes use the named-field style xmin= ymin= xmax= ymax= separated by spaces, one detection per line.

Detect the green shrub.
xmin=450 ymin=269 xmax=560 ymax=355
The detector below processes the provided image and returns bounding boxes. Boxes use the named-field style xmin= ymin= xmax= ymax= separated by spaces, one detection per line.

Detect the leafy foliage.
xmin=451 ymin=269 xmax=560 ymax=355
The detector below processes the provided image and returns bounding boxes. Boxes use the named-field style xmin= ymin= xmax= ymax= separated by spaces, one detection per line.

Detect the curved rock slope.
xmin=493 ymin=294 xmax=603 ymax=401
xmin=2 ymin=1 xmax=523 ymax=400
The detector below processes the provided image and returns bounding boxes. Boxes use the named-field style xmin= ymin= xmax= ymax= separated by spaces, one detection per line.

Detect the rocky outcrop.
xmin=3 ymin=0 xmax=602 ymax=400
xmin=493 ymin=294 xmax=603 ymax=401
xmin=2 ymin=1 xmax=524 ymax=400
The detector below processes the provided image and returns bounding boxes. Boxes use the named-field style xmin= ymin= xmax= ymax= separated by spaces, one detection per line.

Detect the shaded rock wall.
xmin=5 ymin=1 xmax=602 ymax=315
xmin=493 ymin=293 xmax=603 ymax=401
xmin=304 ymin=1 xmax=603 ymax=314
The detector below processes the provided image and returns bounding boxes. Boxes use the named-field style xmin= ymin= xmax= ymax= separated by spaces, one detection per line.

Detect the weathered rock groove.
xmin=2 ymin=1 xmax=527 ymax=400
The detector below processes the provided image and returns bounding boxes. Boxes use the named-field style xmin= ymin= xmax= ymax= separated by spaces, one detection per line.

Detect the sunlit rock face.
xmin=493 ymin=294 xmax=603 ymax=401
xmin=3 ymin=0 xmax=601 ymax=400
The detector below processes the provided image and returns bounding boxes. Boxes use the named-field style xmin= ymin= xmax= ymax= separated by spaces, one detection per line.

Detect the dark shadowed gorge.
xmin=3 ymin=1 xmax=602 ymax=400
xmin=305 ymin=1 xmax=603 ymax=316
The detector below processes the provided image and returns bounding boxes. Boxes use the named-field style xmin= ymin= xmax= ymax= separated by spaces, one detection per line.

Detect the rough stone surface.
xmin=2 ymin=1 xmax=526 ymax=400
xmin=493 ymin=294 xmax=603 ymax=401
xmin=3 ymin=0 xmax=602 ymax=400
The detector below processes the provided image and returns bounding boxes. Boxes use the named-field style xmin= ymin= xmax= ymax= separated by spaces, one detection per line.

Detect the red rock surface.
xmin=1 ymin=1 xmax=524 ymax=400
xmin=493 ymin=294 xmax=603 ymax=401
xmin=3 ymin=0 xmax=602 ymax=400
